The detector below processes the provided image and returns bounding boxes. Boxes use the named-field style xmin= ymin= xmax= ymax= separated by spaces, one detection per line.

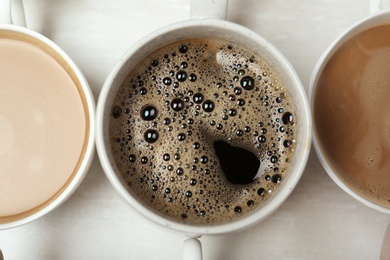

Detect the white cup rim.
xmin=96 ymin=18 xmax=311 ymax=235
xmin=0 ymin=24 xmax=96 ymax=229
xmin=309 ymin=9 xmax=390 ymax=214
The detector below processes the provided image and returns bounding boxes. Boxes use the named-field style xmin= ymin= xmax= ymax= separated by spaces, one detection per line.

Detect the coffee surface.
xmin=110 ymin=38 xmax=296 ymax=225
xmin=314 ymin=24 xmax=390 ymax=207
xmin=0 ymin=37 xmax=86 ymax=219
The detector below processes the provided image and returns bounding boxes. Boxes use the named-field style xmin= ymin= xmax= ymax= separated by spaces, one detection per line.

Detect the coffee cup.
xmin=0 ymin=0 xmax=95 ymax=229
xmin=310 ymin=2 xmax=390 ymax=213
xmin=96 ymin=0 xmax=311 ymax=258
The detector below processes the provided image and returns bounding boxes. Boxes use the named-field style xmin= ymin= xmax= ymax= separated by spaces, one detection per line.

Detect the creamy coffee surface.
xmin=0 ymin=38 xmax=86 ymax=217
xmin=110 ymin=39 xmax=296 ymax=225
xmin=314 ymin=24 xmax=390 ymax=207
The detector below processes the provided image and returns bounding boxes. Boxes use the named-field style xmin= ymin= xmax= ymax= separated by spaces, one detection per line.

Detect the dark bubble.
xmin=174 ymin=153 xmax=180 ymax=160
xmin=140 ymin=88 xmax=147 ymax=95
xmin=234 ymin=87 xmax=242 ymax=95
xmin=202 ymin=100 xmax=215 ymax=112
xmin=193 ymin=142 xmax=200 ymax=149
xmin=141 ymin=105 xmax=158 ymax=121
xmin=185 ymin=191 xmax=192 ymax=198
xmin=236 ymin=129 xmax=244 ymax=136
xmin=272 ymin=174 xmax=282 ymax=183
xmin=234 ymin=206 xmax=242 ymax=213
xmin=229 ymin=109 xmax=237 ymax=116
xmin=144 ymin=129 xmax=159 ymax=143
xmin=112 ymin=106 xmax=122 ymax=118
xmin=193 ymin=93 xmax=204 ymax=104
xmin=181 ymin=62 xmax=188 ymax=68
xmin=163 ymin=77 xmax=172 ymax=86
xmin=181 ymin=213 xmax=188 ymax=219
xmin=258 ymin=135 xmax=266 ymax=143
xmin=237 ymin=99 xmax=245 ymax=106
xmin=178 ymin=133 xmax=186 ymax=141
xmin=176 ymin=71 xmax=187 ymax=82
xmin=165 ymin=188 xmax=171 ymax=194
xmin=190 ymin=179 xmax=197 ymax=186
xmin=171 ymin=99 xmax=185 ymax=111
xmin=283 ymin=140 xmax=292 ymax=148
xmin=240 ymin=76 xmax=255 ymax=90
xmin=282 ymin=112 xmax=294 ymax=125
xmin=189 ymin=73 xmax=197 ymax=82
xmin=151 ymin=60 xmax=159 ymax=67
xmin=270 ymin=156 xmax=278 ymax=164
xmin=129 ymin=154 xmax=136 ymax=162
xmin=152 ymin=185 xmax=158 ymax=191
xmin=163 ymin=153 xmax=170 ymax=161
xmin=163 ymin=118 xmax=171 ymax=125
xmin=179 ymin=45 xmax=189 ymax=53
xmin=176 ymin=167 xmax=184 ymax=175
xmin=137 ymin=80 xmax=144 ymax=87
xmin=257 ymin=188 xmax=265 ymax=196
xmin=200 ymin=155 xmax=208 ymax=164
xmin=247 ymin=200 xmax=254 ymax=207
xmin=141 ymin=156 xmax=148 ymax=164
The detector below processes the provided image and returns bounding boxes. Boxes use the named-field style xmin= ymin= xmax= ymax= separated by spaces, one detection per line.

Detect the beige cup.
xmin=0 ymin=0 xmax=95 ymax=229
xmin=309 ymin=5 xmax=390 ymax=213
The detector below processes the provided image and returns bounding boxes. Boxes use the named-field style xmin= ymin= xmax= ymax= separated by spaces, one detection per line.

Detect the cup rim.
xmin=96 ymin=18 xmax=311 ymax=235
xmin=0 ymin=24 xmax=96 ymax=229
xmin=309 ymin=9 xmax=390 ymax=214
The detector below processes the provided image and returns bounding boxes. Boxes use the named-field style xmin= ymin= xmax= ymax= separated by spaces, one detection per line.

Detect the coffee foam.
xmin=110 ymin=38 xmax=296 ymax=225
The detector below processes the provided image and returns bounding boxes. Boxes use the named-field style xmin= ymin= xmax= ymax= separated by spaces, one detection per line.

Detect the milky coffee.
xmin=109 ymin=38 xmax=297 ymax=225
xmin=0 ymin=31 xmax=89 ymax=223
xmin=314 ymin=24 xmax=390 ymax=207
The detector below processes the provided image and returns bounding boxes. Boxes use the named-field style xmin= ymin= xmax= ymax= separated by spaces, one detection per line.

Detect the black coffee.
xmin=109 ymin=38 xmax=296 ymax=225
